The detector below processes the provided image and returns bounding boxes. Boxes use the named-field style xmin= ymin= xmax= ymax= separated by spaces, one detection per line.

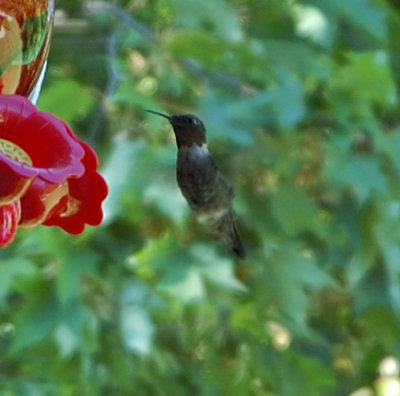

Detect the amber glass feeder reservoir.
xmin=0 ymin=0 xmax=54 ymax=103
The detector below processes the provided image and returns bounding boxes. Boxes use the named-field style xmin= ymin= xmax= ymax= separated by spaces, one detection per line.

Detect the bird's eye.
xmin=188 ymin=117 xmax=194 ymax=124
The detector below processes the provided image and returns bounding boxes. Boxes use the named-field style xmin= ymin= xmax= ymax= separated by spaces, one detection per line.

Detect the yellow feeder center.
xmin=0 ymin=138 xmax=32 ymax=165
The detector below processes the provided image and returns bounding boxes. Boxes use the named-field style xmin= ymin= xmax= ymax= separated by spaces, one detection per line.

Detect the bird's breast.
xmin=176 ymin=144 xmax=232 ymax=213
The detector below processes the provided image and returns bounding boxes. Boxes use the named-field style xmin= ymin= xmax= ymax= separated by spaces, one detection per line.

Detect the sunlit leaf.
xmin=120 ymin=282 xmax=155 ymax=356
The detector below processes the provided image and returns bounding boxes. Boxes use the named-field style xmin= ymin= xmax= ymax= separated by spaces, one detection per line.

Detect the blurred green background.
xmin=2 ymin=0 xmax=400 ymax=395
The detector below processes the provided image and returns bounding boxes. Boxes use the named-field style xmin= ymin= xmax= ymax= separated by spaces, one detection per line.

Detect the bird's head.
xmin=146 ymin=110 xmax=206 ymax=147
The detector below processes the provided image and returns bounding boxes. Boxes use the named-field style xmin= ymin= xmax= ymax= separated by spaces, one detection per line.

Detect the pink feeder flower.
xmin=0 ymin=94 xmax=108 ymax=247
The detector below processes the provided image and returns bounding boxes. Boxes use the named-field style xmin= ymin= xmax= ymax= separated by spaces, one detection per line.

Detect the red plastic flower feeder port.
xmin=0 ymin=94 xmax=108 ymax=247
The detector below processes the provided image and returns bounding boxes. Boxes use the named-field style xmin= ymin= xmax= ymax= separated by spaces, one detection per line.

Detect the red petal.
xmin=0 ymin=161 xmax=32 ymax=204
xmin=43 ymin=140 xmax=108 ymax=234
xmin=0 ymin=95 xmax=85 ymax=185
xmin=19 ymin=178 xmax=68 ymax=227
xmin=0 ymin=200 xmax=21 ymax=247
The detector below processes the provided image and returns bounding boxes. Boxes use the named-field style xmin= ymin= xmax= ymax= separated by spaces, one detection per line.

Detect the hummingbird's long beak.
xmin=146 ymin=109 xmax=171 ymax=120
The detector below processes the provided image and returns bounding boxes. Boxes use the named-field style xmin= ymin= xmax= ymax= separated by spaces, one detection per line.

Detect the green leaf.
xmin=167 ymin=31 xmax=227 ymax=69
xmin=270 ymin=185 xmax=321 ymax=235
xmin=10 ymin=280 xmax=59 ymax=353
xmin=56 ymin=249 xmax=99 ymax=304
xmin=0 ymin=258 xmax=37 ymax=303
xmin=158 ymin=265 xmax=205 ymax=303
xmin=54 ymin=324 xmax=79 ymax=357
xmin=328 ymin=0 xmax=387 ymax=43
xmin=231 ymin=302 xmax=266 ymax=339
xmin=263 ymin=246 xmax=335 ymax=329
xmin=333 ymin=52 xmax=395 ymax=106
xmin=264 ymin=39 xmax=320 ymax=78
xmin=135 ymin=235 xmax=244 ymax=303
xmin=189 ymin=244 xmax=246 ymax=292
xmin=373 ymin=199 xmax=400 ymax=309
xmin=166 ymin=0 xmax=242 ymax=41
xmin=269 ymin=75 xmax=306 ymax=128
xmin=102 ymin=137 xmax=186 ymax=223
xmin=102 ymin=138 xmax=144 ymax=223
xmin=362 ymin=307 xmax=400 ymax=351
xmin=120 ymin=282 xmax=155 ymax=356
xmin=325 ymin=150 xmax=388 ymax=203
xmin=38 ymin=80 xmax=96 ymax=124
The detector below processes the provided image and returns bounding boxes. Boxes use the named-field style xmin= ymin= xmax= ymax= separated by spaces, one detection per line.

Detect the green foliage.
xmin=2 ymin=0 xmax=400 ymax=395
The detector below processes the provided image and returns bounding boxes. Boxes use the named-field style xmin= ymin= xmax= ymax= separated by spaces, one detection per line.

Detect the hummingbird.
xmin=146 ymin=110 xmax=246 ymax=259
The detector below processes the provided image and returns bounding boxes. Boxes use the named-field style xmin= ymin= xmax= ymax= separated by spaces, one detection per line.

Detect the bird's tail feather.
xmin=214 ymin=209 xmax=246 ymax=259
